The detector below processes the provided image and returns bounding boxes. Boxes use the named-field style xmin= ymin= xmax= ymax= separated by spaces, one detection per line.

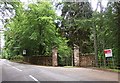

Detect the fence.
xmin=98 ymin=57 xmax=118 ymax=69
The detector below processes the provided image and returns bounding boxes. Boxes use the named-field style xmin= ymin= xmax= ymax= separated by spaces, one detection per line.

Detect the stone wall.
xmin=23 ymin=48 xmax=95 ymax=67
xmin=24 ymin=56 xmax=52 ymax=66
xmin=79 ymin=53 xmax=95 ymax=67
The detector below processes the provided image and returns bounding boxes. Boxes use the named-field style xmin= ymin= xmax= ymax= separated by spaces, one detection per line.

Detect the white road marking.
xmin=12 ymin=66 xmax=22 ymax=71
xmin=4 ymin=63 xmax=22 ymax=72
xmin=29 ymin=75 xmax=40 ymax=83
xmin=4 ymin=63 xmax=22 ymax=71
xmin=6 ymin=63 xmax=12 ymax=66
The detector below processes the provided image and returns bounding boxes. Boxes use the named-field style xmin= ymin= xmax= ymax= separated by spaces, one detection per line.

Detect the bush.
xmin=10 ymin=55 xmax=24 ymax=62
xmin=58 ymin=45 xmax=72 ymax=66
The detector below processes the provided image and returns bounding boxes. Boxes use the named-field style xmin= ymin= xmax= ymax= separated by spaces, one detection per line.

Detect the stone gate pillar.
xmin=74 ymin=44 xmax=80 ymax=66
xmin=52 ymin=47 xmax=58 ymax=66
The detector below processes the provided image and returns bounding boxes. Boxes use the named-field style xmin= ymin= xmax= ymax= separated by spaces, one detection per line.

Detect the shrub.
xmin=10 ymin=55 xmax=24 ymax=62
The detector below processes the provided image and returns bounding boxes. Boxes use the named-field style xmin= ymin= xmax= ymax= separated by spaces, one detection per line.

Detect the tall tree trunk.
xmin=99 ymin=2 xmax=105 ymax=67
xmin=93 ymin=2 xmax=101 ymax=67
xmin=93 ymin=23 xmax=98 ymax=67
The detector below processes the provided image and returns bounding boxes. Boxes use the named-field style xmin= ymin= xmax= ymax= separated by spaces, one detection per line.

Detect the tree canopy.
xmin=4 ymin=1 xmax=71 ymax=59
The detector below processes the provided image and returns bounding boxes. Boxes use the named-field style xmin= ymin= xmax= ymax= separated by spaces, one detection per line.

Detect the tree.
xmin=90 ymin=2 xmax=119 ymax=67
xmin=4 ymin=1 xmax=71 ymax=60
xmin=113 ymin=2 xmax=120 ymax=68
xmin=60 ymin=2 xmax=93 ymax=53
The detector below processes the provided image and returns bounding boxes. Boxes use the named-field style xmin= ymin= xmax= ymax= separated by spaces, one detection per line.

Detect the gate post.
xmin=52 ymin=46 xmax=58 ymax=66
xmin=74 ymin=44 xmax=80 ymax=67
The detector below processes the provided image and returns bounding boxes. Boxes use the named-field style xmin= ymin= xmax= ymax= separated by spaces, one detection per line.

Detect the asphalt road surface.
xmin=0 ymin=59 xmax=119 ymax=83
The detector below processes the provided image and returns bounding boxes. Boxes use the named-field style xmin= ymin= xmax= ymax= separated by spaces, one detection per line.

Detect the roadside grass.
xmin=10 ymin=59 xmax=23 ymax=63
xmin=103 ymin=68 xmax=120 ymax=73
xmin=111 ymin=69 xmax=120 ymax=72
xmin=64 ymin=66 xmax=75 ymax=68
xmin=64 ymin=66 xmax=83 ymax=68
xmin=64 ymin=66 xmax=120 ymax=73
xmin=91 ymin=66 xmax=120 ymax=73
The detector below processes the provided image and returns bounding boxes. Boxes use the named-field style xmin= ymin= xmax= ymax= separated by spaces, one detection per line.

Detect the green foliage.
xmin=89 ymin=2 xmax=119 ymax=67
xmin=2 ymin=48 xmax=11 ymax=59
xmin=10 ymin=55 xmax=24 ymax=62
xmin=60 ymin=2 xmax=93 ymax=53
xmin=4 ymin=1 xmax=71 ymax=62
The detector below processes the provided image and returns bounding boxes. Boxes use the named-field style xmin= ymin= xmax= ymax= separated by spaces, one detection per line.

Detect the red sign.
xmin=104 ymin=49 xmax=112 ymax=57
xmin=104 ymin=49 xmax=111 ymax=54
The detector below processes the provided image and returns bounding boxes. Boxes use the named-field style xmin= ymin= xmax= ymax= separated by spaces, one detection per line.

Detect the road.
xmin=0 ymin=59 xmax=119 ymax=83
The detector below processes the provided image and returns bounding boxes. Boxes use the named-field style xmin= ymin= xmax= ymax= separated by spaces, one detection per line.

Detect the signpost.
xmin=23 ymin=50 xmax=26 ymax=55
xmin=104 ymin=49 xmax=112 ymax=57
xmin=104 ymin=49 xmax=114 ymax=67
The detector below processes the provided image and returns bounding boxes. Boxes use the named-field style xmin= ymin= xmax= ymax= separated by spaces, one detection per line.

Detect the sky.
xmin=0 ymin=0 xmax=108 ymax=48
xmin=20 ymin=0 xmax=108 ymax=16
